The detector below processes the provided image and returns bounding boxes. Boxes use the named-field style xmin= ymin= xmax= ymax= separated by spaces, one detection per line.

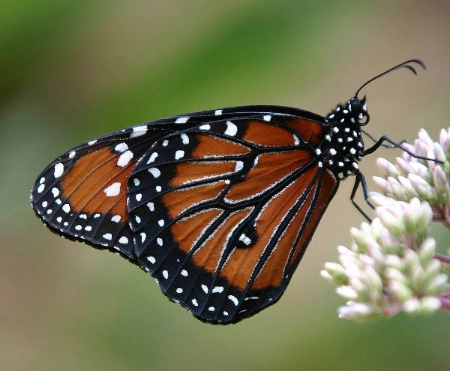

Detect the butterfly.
xmin=31 ymin=59 xmax=425 ymax=324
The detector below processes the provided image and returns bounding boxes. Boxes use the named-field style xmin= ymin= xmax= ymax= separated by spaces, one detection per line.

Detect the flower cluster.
xmin=322 ymin=129 xmax=450 ymax=320
xmin=374 ymin=128 xmax=450 ymax=228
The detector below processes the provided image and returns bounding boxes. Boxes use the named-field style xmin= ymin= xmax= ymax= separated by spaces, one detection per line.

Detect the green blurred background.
xmin=2 ymin=1 xmax=449 ymax=370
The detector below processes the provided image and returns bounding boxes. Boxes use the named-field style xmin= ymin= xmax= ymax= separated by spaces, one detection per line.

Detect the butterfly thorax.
xmin=318 ymin=96 xmax=368 ymax=180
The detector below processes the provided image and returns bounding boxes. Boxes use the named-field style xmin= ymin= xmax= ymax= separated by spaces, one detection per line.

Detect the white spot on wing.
xmin=54 ymin=163 xmax=64 ymax=178
xmin=235 ymin=161 xmax=244 ymax=172
xmin=103 ymin=233 xmax=112 ymax=241
xmin=228 ymin=295 xmax=239 ymax=306
xmin=148 ymin=152 xmax=158 ymax=163
xmin=199 ymin=124 xmax=210 ymax=130
xmin=175 ymin=150 xmax=185 ymax=159
xmin=104 ymin=182 xmax=121 ymax=197
xmin=181 ymin=133 xmax=189 ymax=144
xmin=175 ymin=116 xmax=189 ymax=124
xmin=119 ymin=236 xmax=128 ymax=244
xmin=117 ymin=150 xmax=134 ymax=167
xmin=215 ymin=109 xmax=223 ymax=116
xmin=148 ymin=167 xmax=161 ymax=178
xmin=130 ymin=126 xmax=148 ymax=138
xmin=51 ymin=187 xmax=60 ymax=197
xmin=225 ymin=121 xmax=238 ymax=136
xmin=114 ymin=143 xmax=128 ymax=153
xmin=263 ymin=114 xmax=271 ymax=121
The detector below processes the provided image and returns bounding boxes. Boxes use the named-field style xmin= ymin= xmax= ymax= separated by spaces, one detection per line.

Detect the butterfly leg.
xmin=350 ymin=172 xmax=373 ymax=222
xmin=362 ymin=134 xmax=442 ymax=163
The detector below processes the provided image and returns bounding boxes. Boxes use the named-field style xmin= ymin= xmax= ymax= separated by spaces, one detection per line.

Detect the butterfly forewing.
xmin=31 ymin=120 xmax=203 ymax=259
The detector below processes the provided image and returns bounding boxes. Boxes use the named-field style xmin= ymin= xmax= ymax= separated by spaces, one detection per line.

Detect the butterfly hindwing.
xmin=126 ymin=112 xmax=339 ymax=323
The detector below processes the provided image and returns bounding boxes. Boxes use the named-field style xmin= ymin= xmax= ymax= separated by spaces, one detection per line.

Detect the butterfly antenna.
xmin=355 ymin=59 xmax=426 ymax=97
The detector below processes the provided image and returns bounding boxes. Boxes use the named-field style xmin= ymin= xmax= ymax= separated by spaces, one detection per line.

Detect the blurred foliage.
xmin=1 ymin=0 xmax=450 ymax=370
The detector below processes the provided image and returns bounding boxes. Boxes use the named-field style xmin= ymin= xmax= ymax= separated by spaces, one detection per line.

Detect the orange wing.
xmin=128 ymin=115 xmax=338 ymax=323
xmin=32 ymin=106 xmax=339 ymax=324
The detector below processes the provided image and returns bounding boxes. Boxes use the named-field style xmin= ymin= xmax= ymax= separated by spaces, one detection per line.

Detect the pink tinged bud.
xmin=377 ymin=158 xmax=399 ymax=176
xmin=419 ymin=238 xmax=436 ymax=261
xmin=373 ymin=177 xmax=393 ymax=196
xmin=433 ymin=142 xmax=447 ymax=162
xmin=396 ymin=157 xmax=412 ymax=176
xmin=389 ymin=280 xmax=413 ymax=301
xmin=403 ymin=298 xmax=421 ymax=313
xmin=378 ymin=206 xmax=405 ymax=236
xmin=336 ymin=286 xmax=358 ymax=300
xmin=416 ymin=141 xmax=431 ymax=159
xmin=439 ymin=128 xmax=450 ymax=156
xmin=402 ymin=143 xmax=415 ymax=154
xmin=364 ymin=265 xmax=383 ymax=292
xmin=433 ymin=166 xmax=450 ymax=203
xmin=408 ymin=174 xmax=435 ymax=200
xmin=337 ymin=244 xmax=356 ymax=257
xmin=402 ymin=199 xmax=432 ymax=235
xmin=369 ymin=193 xmax=395 ymax=208
xmin=419 ymin=261 xmax=443 ymax=292
xmin=350 ymin=227 xmax=372 ymax=252
xmin=409 ymin=162 xmax=432 ymax=182
xmin=365 ymin=239 xmax=385 ymax=263
xmin=321 ymin=262 xmax=348 ymax=285
xmin=426 ymin=274 xmax=449 ymax=294
xmin=338 ymin=302 xmax=380 ymax=319
xmin=418 ymin=129 xmax=434 ymax=148
xmin=320 ymin=269 xmax=333 ymax=281
xmin=386 ymin=267 xmax=408 ymax=284
xmin=385 ymin=255 xmax=403 ymax=270
xmin=410 ymin=265 xmax=427 ymax=291
xmin=390 ymin=176 xmax=414 ymax=200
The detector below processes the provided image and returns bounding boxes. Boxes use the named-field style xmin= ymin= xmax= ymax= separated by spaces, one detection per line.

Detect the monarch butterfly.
xmin=31 ymin=59 xmax=425 ymax=324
